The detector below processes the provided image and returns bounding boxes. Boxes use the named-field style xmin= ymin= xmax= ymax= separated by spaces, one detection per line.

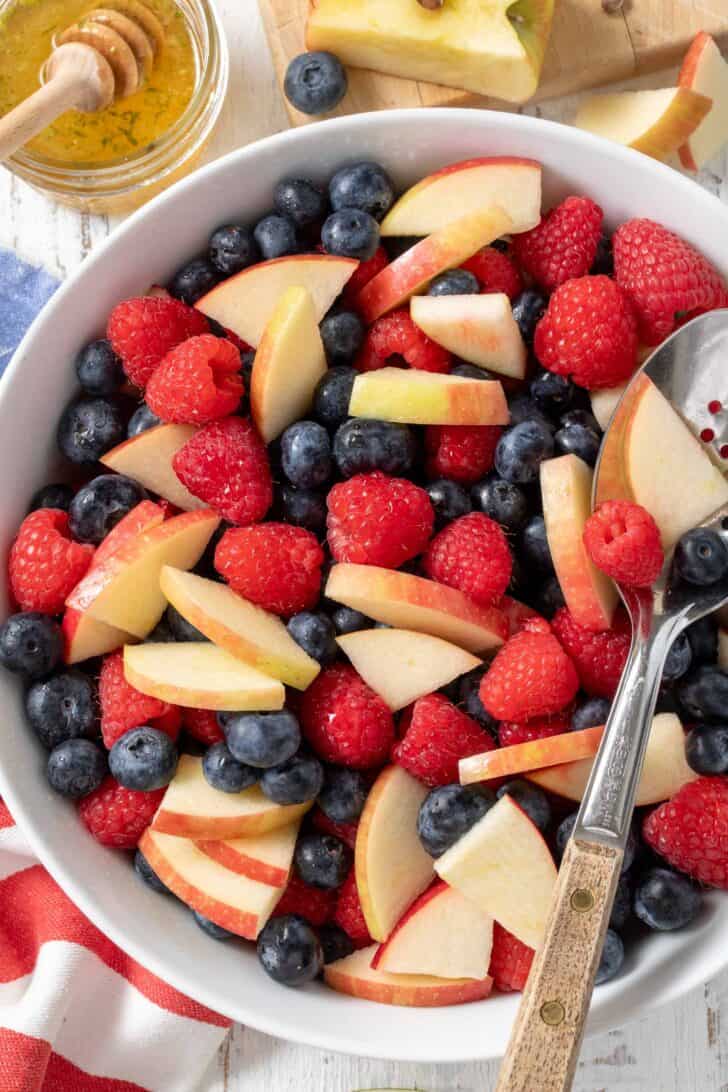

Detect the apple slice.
xmin=371 ymin=881 xmax=494 ymax=980
xmin=380 ymin=158 xmax=541 ymax=237
xmin=719 ymin=627 xmax=728 ymax=670
xmin=195 ymin=821 xmax=300 ymax=888
xmin=337 ymin=627 xmax=480 ymax=712
xmin=349 ymin=367 xmax=508 ymax=426
xmin=160 ymin=567 xmax=319 ymax=690
xmin=152 ymin=755 xmax=311 ymax=838
xmin=139 ymin=828 xmax=282 ymax=938
xmin=460 ymin=726 xmax=604 ymax=785
xmin=623 ymin=376 xmax=728 ymax=548
xmin=123 ymin=642 xmax=285 ymax=711
xmin=435 ymin=794 xmax=556 ymax=949
xmin=410 ymin=293 xmax=527 ymax=379
xmin=355 ymin=765 xmax=435 ymax=942
xmin=526 ymin=713 xmax=697 ymax=806
xmin=325 ymin=944 xmax=493 ymax=1007
xmin=100 ymin=424 xmax=204 ymax=512
xmin=679 ymin=33 xmax=728 ymax=170
xmin=593 ymin=372 xmax=647 ymax=508
xmin=195 ymin=255 xmax=357 ymax=348
xmin=541 ymin=454 xmax=617 ymax=632
xmin=76 ymin=509 xmax=219 ymax=638
xmin=590 ymin=384 xmax=626 ymax=431
xmin=250 ymin=285 xmax=327 ymax=443
xmin=356 ymin=206 xmax=513 ymax=324
xmin=325 ymin=563 xmax=507 ymax=654
xmin=574 ymin=87 xmax=712 ymax=162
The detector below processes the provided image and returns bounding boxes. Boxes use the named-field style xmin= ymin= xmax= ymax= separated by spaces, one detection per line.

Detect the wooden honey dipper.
xmin=0 ymin=0 xmax=164 ymax=161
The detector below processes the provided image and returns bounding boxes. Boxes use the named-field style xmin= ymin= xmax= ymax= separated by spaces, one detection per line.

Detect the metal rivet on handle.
xmin=571 ymin=888 xmax=595 ymax=913
xmin=540 ymin=1000 xmax=565 ymax=1026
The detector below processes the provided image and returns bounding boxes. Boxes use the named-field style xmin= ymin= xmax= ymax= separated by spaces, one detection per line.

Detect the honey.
xmin=0 ymin=0 xmax=197 ymax=166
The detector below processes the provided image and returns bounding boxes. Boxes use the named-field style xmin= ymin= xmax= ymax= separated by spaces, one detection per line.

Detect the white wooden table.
xmin=2 ymin=2 xmax=728 ymax=1088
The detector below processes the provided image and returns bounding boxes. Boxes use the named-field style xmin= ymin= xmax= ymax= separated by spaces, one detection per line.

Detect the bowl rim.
xmin=2 ymin=107 xmax=728 ymax=1063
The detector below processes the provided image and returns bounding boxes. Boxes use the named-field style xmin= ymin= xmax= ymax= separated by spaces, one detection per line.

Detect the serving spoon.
xmin=495 ymin=309 xmax=728 ymax=1092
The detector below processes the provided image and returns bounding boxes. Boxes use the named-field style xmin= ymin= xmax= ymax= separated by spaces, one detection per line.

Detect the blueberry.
xmin=555 ymin=813 xmax=577 ymax=859
xmin=428 ymin=270 xmax=479 ymax=296
xmin=591 ymin=234 xmax=614 ymax=277
xmin=634 ymin=867 xmax=702 ymax=931
xmin=29 ymin=483 xmax=74 ymax=513
xmin=457 ymin=666 xmax=498 ymax=735
xmin=507 ymin=395 xmax=553 ymax=431
xmin=535 ymin=576 xmax=566 ymax=618
xmin=561 ymin=408 xmax=601 ymax=434
xmin=226 ymin=711 xmax=302 ymax=768
xmin=193 ymin=910 xmax=237 ymax=940
xmin=329 ymin=161 xmax=394 ymax=221
xmin=318 ymin=923 xmax=354 ymax=964
xmin=0 ymin=613 xmax=62 ymax=677
xmin=134 ymin=849 xmax=171 ymax=895
xmin=257 ymin=913 xmax=323 ymax=985
xmin=68 ymin=474 xmax=146 ymax=544
xmin=260 ymin=753 xmax=324 ymax=805
xmin=26 ymin=670 xmax=98 ymax=750
xmin=520 ymin=515 xmax=554 ymax=573
xmin=47 ymin=738 xmax=107 ymax=798
xmin=281 ymin=421 xmax=332 ymax=489
xmin=595 ymin=929 xmax=624 ymax=985
xmin=109 ymin=727 xmax=178 ymax=791
xmin=426 ymin=479 xmax=471 ymax=528
xmin=253 ymin=214 xmax=298 ymax=260
xmin=662 ymin=632 xmax=692 ymax=682
xmin=313 ymin=366 xmax=356 ymax=430
xmin=470 ymin=476 xmax=529 ymax=534
xmin=554 ymin=422 xmax=600 ymax=466
xmin=678 ymin=666 xmax=728 ymax=721
xmin=322 ymin=209 xmax=380 ymax=261
xmin=320 ymin=310 xmax=364 ymax=366
xmin=169 ymin=257 xmax=219 ymax=304
xmin=208 ymin=225 xmax=258 ymax=276
xmin=674 ymin=529 xmax=728 ymax=586
xmin=284 ymin=51 xmax=347 ymax=116
xmin=287 ymin=611 xmax=338 ymax=666
xmin=332 ymin=606 xmax=372 ymax=635
xmin=127 ymin=403 xmax=161 ymax=438
xmin=75 ymin=339 xmax=124 ymax=396
xmin=334 ymin=417 xmax=415 ymax=478
xmin=611 ymin=874 xmax=632 ymax=930
xmin=417 ymin=784 xmax=495 ymax=857
xmin=512 ymin=290 xmax=547 ymax=346
xmin=571 ymin=697 xmax=610 ymax=732
xmin=57 ymin=397 xmax=125 ymax=464
xmin=318 ymin=766 xmax=368 ymax=823
xmin=530 ymin=370 xmax=576 ymax=419
xmin=496 ymin=779 xmax=551 ymax=832
xmin=686 ymin=616 xmax=718 ymax=665
xmin=685 ymin=722 xmax=728 ymax=775
xmin=280 ymin=486 xmax=327 ymax=533
xmin=166 ymin=604 xmax=207 ymax=642
xmin=495 ymin=420 xmax=554 ymax=484
xmin=202 ymin=741 xmax=258 ymax=792
xmin=295 ymin=832 xmax=351 ymax=889
xmin=274 ymin=178 xmax=327 ymax=228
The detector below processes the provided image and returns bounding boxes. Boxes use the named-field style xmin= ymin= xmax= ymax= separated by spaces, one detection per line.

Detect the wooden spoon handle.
xmin=495 ymin=837 xmax=623 ymax=1092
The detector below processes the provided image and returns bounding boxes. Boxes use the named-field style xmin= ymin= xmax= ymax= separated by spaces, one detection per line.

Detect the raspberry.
xmin=145 ymin=335 xmax=243 ymax=425
xmin=501 ymin=595 xmax=542 ymax=636
xmin=107 ymin=296 xmax=208 ymax=388
xmin=551 ymin=606 xmax=631 ymax=698
xmin=584 ymin=500 xmax=664 ymax=587
xmin=461 ymin=247 xmax=523 ymax=300
xmin=489 ymin=922 xmax=535 ymax=992
xmin=422 ymin=513 xmax=512 ymax=607
xmin=332 ymin=868 xmax=373 ymax=948
xmin=311 ymin=809 xmax=359 ymax=850
xmin=273 ymin=872 xmax=336 ymax=926
xmin=182 ymin=707 xmax=224 ymax=746
xmin=425 ymin=425 xmax=502 ymax=484
xmin=534 ymin=276 xmax=638 ymax=390
xmin=100 ymin=651 xmax=173 ymax=749
xmin=78 ymin=777 xmax=164 ymax=848
xmin=327 ymin=471 xmax=434 ymax=568
xmin=300 ymin=663 xmax=395 ymax=768
xmin=499 ymin=709 xmax=573 ymax=747
xmin=614 ymin=218 xmax=728 ymax=345
xmin=215 ymin=522 xmax=323 ymax=617
xmin=643 ymin=777 xmax=728 ymax=889
xmin=342 ymin=245 xmax=388 ymax=305
xmin=173 ymin=417 xmax=272 ymax=526
xmin=392 ymin=693 xmax=493 ymax=788
xmin=356 ymin=309 xmax=451 ymax=373
xmin=512 ymin=196 xmax=603 ymax=291
xmin=479 ymin=628 xmax=579 ymax=722
xmin=9 ymin=509 xmax=93 ymax=614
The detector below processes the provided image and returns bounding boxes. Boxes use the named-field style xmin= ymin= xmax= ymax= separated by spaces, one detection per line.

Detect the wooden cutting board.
xmin=258 ymin=0 xmax=728 ymax=127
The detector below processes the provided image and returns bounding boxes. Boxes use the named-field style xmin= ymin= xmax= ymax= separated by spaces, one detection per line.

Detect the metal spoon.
xmin=496 ymin=309 xmax=728 ymax=1092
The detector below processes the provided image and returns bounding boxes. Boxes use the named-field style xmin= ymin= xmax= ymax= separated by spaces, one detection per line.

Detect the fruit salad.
xmin=3 ymin=155 xmax=728 ymax=1006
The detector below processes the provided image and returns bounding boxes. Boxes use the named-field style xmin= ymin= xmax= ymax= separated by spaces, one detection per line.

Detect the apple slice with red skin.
xmin=679 ymin=33 xmax=728 ymax=170
xmin=460 ymin=725 xmax=604 ymax=785
xmin=371 ymin=881 xmax=494 ymax=980
xmin=410 ymin=293 xmax=527 ymax=379
xmin=195 ymin=820 xmax=301 ymax=888
xmin=325 ymin=944 xmax=493 ymax=1007
xmin=101 ymin=424 xmax=204 ymax=512
xmin=349 ymin=367 xmax=509 ymax=426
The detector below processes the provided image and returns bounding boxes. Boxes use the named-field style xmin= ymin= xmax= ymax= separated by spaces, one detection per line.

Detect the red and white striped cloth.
xmin=0 ymin=800 xmax=231 ymax=1092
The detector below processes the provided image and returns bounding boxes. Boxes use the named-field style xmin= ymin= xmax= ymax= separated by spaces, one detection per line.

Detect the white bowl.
xmin=1 ymin=109 xmax=727 ymax=1064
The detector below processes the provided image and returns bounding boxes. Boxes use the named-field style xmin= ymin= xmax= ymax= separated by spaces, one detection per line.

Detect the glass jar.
xmin=2 ymin=0 xmax=228 ymax=214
